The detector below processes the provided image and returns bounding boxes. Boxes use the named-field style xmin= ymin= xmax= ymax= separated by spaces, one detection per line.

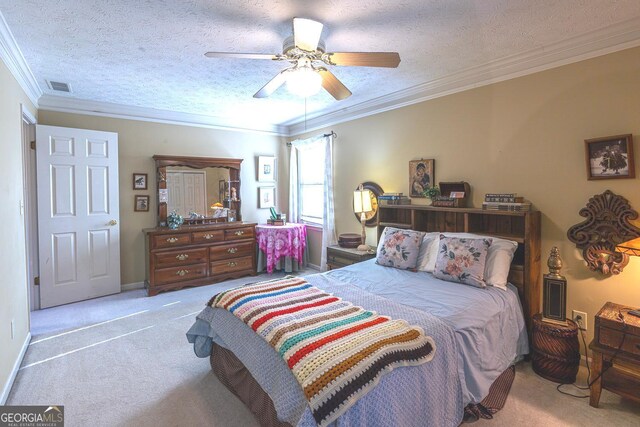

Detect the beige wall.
xmin=0 ymin=60 xmax=37 ymax=399
xmin=38 ymin=111 xmax=287 ymax=285
xmin=295 ymin=46 xmax=640 ymax=346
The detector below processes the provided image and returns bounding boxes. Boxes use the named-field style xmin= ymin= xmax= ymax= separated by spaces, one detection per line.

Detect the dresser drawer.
xmin=153 ymin=233 xmax=191 ymax=249
xmin=192 ymin=230 xmax=224 ymax=244
xmin=327 ymin=254 xmax=357 ymax=268
xmin=154 ymin=247 xmax=208 ymax=267
xmin=210 ymin=256 xmax=253 ymax=275
xmin=210 ymin=242 xmax=254 ymax=261
xmin=154 ymin=263 xmax=207 ymax=285
xmin=224 ymin=227 xmax=254 ymax=241
xmin=599 ymin=326 xmax=640 ymax=356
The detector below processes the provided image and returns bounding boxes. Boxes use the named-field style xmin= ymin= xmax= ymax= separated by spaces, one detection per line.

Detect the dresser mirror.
xmin=153 ymin=155 xmax=243 ymax=226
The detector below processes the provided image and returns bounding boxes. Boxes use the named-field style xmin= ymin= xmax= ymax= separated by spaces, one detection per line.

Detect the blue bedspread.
xmin=187 ymin=260 xmax=528 ymax=426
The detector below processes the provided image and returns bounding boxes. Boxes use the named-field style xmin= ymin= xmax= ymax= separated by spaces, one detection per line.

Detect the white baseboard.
xmin=121 ymin=281 xmax=145 ymax=291
xmin=307 ymin=263 xmax=321 ymax=271
xmin=1 ymin=331 xmax=31 ymax=405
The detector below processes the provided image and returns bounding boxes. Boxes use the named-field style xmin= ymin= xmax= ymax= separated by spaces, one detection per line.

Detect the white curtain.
xmin=289 ymin=133 xmax=337 ymax=271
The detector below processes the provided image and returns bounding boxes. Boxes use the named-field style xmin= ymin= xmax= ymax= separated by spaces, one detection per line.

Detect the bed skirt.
xmin=209 ymin=343 xmax=516 ymax=426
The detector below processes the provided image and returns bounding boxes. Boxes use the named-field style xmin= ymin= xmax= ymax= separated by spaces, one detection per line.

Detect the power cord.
xmin=556 ymin=312 xmax=628 ymax=398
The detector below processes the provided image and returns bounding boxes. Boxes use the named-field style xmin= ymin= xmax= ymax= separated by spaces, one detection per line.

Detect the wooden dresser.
xmin=144 ymin=222 xmax=257 ymax=296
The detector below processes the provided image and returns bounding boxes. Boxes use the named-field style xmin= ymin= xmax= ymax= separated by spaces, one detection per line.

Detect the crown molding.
xmin=285 ymin=16 xmax=640 ymax=136
xmin=0 ymin=12 xmax=42 ymax=107
xmin=38 ymin=95 xmax=289 ymax=136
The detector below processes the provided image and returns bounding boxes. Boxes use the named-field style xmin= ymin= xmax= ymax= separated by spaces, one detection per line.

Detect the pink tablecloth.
xmin=256 ymin=224 xmax=307 ymax=273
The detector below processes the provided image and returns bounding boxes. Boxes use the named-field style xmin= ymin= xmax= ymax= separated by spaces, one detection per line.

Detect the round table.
xmin=256 ymin=223 xmax=308 ymax=274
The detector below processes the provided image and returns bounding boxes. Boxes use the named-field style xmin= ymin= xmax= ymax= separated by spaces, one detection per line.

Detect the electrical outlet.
xmin=572 ymin=310 xmax=588 ymax=330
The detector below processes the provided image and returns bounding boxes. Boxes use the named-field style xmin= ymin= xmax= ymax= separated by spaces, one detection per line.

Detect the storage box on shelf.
xmin=377 ymin=203 xmax=541 ymax=339
xmin=432 ymin=182 xmax=470 ymax=208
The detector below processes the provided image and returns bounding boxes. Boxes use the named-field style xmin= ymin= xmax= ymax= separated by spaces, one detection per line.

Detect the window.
xmin=297 ymin=141 xmax=325 ymax=225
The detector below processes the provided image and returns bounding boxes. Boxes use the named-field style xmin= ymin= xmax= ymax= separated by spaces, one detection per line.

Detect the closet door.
xmin=167 ymin=172 xmax=185 ymax=216
xmin=183 ymin=172 xmax=207 ymax=215
xmin=166 ymin=171 xmax=206 ymax=216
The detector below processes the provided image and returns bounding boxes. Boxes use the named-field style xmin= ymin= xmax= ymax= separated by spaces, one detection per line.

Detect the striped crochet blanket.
xmin=209 ymin=276 xmax=436 ymax=426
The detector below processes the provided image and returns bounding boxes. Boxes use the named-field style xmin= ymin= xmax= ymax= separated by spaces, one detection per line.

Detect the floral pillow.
xmin=433 ymin=235 xmax=492 ymax=288
xmin=376 ymin=227 xmax=425 ymax=270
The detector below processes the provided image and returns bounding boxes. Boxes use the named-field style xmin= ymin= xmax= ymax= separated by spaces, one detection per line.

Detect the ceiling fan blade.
xmin=293 ymin=18 xmax=323 ymax=52
xmin=326 ymin=52 xmax=401 ymax=68
xmin=318 ymin=69 xmax=351 ymax=101
xmin=253 ymin=71 xmax=288 ymax=98
xmin=205 ymin=52 xmax=281 ymax=60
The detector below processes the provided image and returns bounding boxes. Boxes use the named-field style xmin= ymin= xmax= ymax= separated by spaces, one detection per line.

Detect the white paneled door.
xmin=36 ymin=125 xmax=120 ymax=308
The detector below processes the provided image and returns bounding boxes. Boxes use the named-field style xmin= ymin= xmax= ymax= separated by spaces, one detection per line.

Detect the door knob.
xmin=108 ymin=219 xmax=118 ymax=226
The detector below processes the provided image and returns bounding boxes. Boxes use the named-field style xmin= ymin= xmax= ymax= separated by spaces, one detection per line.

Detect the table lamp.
xmin=615 ymin=236 xmax=640 ymax=318
xmin=353 ymin=184 xmax=373 ymax=251
xmin=616 ymin=236 xmax=640 ymax=257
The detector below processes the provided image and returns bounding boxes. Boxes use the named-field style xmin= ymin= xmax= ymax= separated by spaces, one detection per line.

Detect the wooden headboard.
xmin=377 ymin=205 xmax=542 ymax=340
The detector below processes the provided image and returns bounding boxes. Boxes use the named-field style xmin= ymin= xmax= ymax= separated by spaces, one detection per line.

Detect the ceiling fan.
xmin=205 ymin=18 xmax=401 ymax=100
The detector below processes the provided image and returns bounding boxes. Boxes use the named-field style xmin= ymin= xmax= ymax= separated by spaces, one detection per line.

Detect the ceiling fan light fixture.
xmin=286 ymin=66 xmax=322 ymax=98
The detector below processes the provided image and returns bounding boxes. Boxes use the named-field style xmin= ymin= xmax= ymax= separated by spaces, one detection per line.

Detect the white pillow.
xmin=425 ymin=232 xmax=518 ymax=290
xmin=416 ymin=232 xmax=441 ymax=272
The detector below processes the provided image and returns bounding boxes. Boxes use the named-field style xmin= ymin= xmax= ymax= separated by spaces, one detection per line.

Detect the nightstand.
xmin=326 ymin=245 xmax=375 ymax=270
xmin=531 ymin=313 xmax=581 ymax=384
xmin=589 ymin=301 xmax=640 ymax=408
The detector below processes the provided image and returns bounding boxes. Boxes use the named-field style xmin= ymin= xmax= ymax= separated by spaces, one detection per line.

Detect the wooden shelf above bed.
xmin=377 ymin=204 xmax=541 ymax=341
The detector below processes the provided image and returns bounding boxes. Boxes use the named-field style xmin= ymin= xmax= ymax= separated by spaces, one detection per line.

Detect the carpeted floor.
xmin=8 ymin=271 xmax=640 ymax=427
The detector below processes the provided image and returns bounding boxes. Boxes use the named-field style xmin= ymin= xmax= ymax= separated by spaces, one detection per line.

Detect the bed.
xmin=187 ymin=209 xmax=542 ymax=426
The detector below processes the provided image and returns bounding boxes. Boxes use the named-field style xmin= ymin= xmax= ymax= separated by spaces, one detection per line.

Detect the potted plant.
xmin=422 ymin=185 xmax=440 ymax=204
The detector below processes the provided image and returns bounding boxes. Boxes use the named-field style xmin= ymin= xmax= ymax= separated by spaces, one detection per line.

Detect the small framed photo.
xmin=585 ymin=134 xmax=634 ymax=180
xmin=133 ymin=173 xmax=148 ymax=190
xmin=257 ymin=156 xmax=276 ymax=182
xmin=259 ymin=186 xmax=275 ymax=209
xmin=450 ymin=191 xmax=465 ymax=199
xmin=134 ymin=195 xmax=149 ymax=212
xmin=409 ymin=159 xmax=434 ymax=197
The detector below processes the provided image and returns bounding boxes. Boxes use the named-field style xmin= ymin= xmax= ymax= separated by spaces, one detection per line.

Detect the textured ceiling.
xmin=2 ymin=0 xmax=640 ymax=129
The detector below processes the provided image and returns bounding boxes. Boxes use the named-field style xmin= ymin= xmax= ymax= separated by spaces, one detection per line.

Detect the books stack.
xmin=378 ymin=193 xmax=411 ymax=205
xmin=483 ymin=193 xmax=531 ymax=211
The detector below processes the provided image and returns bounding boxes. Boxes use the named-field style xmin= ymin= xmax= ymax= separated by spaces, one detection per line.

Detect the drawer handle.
xmin=204 ymin=234 xmax=214 ymax=240
xmin=166 ymin=237 xmax=179 ymax=243
xmin=234 ymin=230 xmax=244 ymax=236
xmin=176 ymin=254 xmax=189 ymax=261
xmin=176 ymin=269 xmax=189 ymax=276
xmin=227 ymin=247 xmax=238 ymax=254
xmin=227 ymin=262 xmax=237 ymax=267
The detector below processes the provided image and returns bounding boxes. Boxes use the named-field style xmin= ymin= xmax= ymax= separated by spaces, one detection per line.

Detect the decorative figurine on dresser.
xmin=143 ymin=155 xmax=257 ymax=296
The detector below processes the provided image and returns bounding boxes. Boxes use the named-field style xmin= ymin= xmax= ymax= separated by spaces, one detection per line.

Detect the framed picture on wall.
xmin=259 ymin=186 xmax=275 ymax=209
xmin=133 ymin=173 xmax=148 ymax=190
xmin=257 ymin=156 xmax=276 ymax=182
xmin=584 ymin=134 xmax=635 ymax=180
xmin=408 ymin=159 xmax=434 ymax=197
xmin=134 ymin=195 xmax=149 ymax=212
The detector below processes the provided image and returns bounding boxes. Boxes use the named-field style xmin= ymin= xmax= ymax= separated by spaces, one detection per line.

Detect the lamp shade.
xmin=616 ymin=236 xmax=640 ymax=257
xmin=286 ymin=66 xmax=322 ymax=97
xmin=353 ymin=189 xmax=373 ymax=214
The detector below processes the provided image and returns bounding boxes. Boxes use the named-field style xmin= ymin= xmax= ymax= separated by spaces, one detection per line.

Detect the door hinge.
xmin=30 ymin=140 xmax=36 ymax=150
xmin=34 ymin=276 xmax=40 ymax=286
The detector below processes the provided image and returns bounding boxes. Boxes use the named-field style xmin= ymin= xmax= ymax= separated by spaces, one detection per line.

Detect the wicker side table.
xmin=531 ymin=313 xmax=581 ymax=383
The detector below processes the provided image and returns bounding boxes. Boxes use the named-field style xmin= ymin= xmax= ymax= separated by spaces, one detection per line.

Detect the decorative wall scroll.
xmin=567 ymin=190 xmax=640 ymax=275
